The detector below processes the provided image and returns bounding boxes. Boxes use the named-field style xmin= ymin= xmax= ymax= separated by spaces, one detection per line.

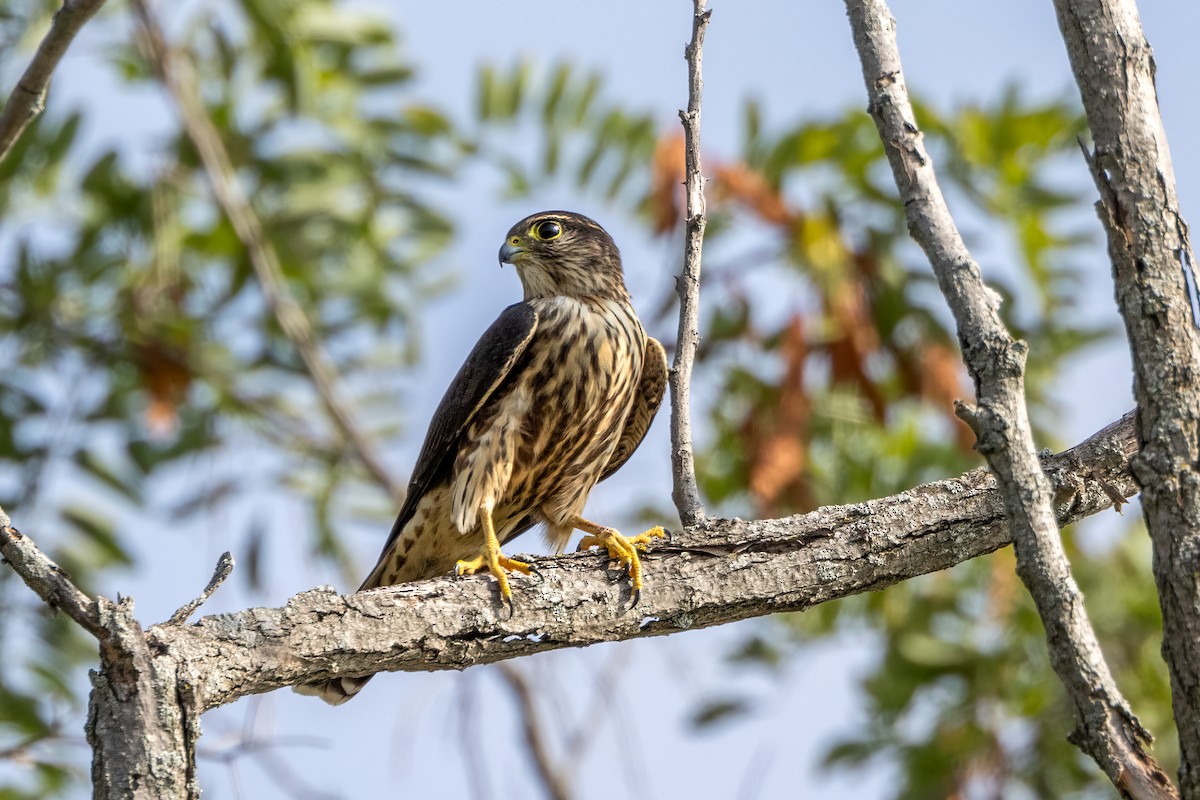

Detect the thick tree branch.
xmin=141 ymin=413 xmax=1139 ymax=713
xmin=0 ymin=0 xmax=107 ymax=164
xmin=669 ymin=0 xmax=711 ymax=527
xmin=129 ymin=0 xmax=403 ymax=503
xmin=842 ymin=3 xmax=1174 ymax=796
xmin=1052 ymin=1 xmax=1200 ymax=795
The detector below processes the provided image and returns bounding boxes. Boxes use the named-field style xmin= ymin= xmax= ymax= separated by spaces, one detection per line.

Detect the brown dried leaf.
xmin=712 ymin=162 xmax=795 ymax=226
xmin=133 ymin=340 xmax=191 ymax=438
xmin=825 ymin=278 xmax=886 ymax=420
xmin=747 ymin=315 xmax=812 ymax=514
xmin=649 ymin=133 xmax=686 ymax=235
xmin=918 ymin=342 xmax=974 ymax=451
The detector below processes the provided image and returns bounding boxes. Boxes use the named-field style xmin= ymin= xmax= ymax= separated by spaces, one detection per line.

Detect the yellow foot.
xmin=455 ymin=551 xmax=532 ymax=603
xmin=576 ymin=525 xmax=666 ymax=603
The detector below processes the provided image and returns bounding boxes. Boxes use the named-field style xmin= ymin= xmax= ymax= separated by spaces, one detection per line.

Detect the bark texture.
xmin=143 ymin=413 xmax=1136 ymax=712
xmin=844 ymin=2 xmax=1174 ymax=795
xmin=87 ymin=598 xmax=198 ymax=800
xmin=1053 ymin=0 xmax=1200 ymax=795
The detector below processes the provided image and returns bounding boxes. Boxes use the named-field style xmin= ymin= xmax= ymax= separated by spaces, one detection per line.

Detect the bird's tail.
xmin=293 ymin=674 xmax=374 ymax=706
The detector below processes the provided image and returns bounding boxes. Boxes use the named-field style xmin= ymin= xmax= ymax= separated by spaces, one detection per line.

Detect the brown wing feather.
xmin=370 ymin=303 xmax=538 ymax=566
xmin=599 ymin=336 xmax=668 ymax=483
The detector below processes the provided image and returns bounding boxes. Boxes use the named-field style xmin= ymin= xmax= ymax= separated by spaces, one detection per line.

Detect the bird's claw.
xmin=455 ymin=551 xmax=532 ymax=608
xmin=577 ymin=525 xmax=666 ymax=603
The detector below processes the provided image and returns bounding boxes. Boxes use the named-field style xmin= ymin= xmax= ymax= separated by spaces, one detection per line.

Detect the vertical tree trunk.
xmin=1053 ymin=0 xmax=1200 ymax=795
xmin=86 ymin=598 xmax=197 ymax=800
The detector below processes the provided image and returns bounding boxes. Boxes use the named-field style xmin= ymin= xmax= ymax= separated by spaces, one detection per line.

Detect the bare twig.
xmin=0 ymin=505 xmax=104 ymax=638
xmin=669 ymin=0 xmax=711 ymax=527
xmin=129 ymin=0 xmax=404 ymax=503
xmin=1052 ymin=2 xmax=1200 ymax=795
xmin=148 ymin=412 xmax=1142 ymax=711
xmin=0 ymin=0 xmax=107 ymax=164
xmin=456 ymin=676 xmax=493 ymax=800
xmin=563 ymin=647 xmax=630 ymax=766
xmin=843 ymin=3 xmax=1175 ymax=797
xmin=167 ymin=551 xmax=234 ymax=625
xmin=495 ymin=664 xmax=571 ymax=800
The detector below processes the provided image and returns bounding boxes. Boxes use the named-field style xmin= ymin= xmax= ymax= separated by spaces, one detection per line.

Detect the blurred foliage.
xmin=0 ymin=0 xmax=461 ymax=795
xmin=0 ymin=2 xmax=1172 ymax=797
xmin=472 ymin=61 xmax=1169 ymax=798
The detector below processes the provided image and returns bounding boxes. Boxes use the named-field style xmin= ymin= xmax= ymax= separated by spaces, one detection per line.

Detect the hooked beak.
xmin=498 ymin=239 xmax=525 ymax=266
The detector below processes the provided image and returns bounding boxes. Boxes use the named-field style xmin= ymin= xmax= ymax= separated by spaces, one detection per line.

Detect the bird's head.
xmin=498 ymin=211 xmax=630 ymax=301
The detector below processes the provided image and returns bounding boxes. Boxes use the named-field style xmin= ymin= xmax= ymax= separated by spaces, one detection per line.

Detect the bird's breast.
xmin=498 ymin=297 xmax=646 ymax=518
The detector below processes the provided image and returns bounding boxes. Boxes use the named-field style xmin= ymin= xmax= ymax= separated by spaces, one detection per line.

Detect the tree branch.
xmin=0 ymin=504 xmax=104 ymax=639
xmin=1052 ymin=1 xmax=1200 ymax=795
xmin=143 ymin=413 xmax=1139 ymax=714
xmin=128 ymin=0 xmax=404 ymax=502
xmin=0 ymin=0 xmax=107 ymax=165
xmin=167 ymin=551 xmax=234 ymax=625
xmin=842 ymin=3 xmax=1174 ymax=796
xmin=495 ymin=664 xmax=571 ymax=800
xmin=669 ymin=0 xmax=711 ymax=527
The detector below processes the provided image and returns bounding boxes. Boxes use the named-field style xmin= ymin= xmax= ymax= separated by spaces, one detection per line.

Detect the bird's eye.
xmin=532 ymin=220 xmax=562 ymax=241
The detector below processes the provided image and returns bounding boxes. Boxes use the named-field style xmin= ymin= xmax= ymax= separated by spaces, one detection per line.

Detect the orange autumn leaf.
xmin=824 ymin=277 xmax=887 ymax=420
xmin=712 ymin=162 xmax=795 ymax=226
xmin=649 ymin=133 xmax=686 ymax=234
xmin=747 ymin=315 xmax=812 ymax=514
xmin=134 ymin=340 xmax=191 ymax=438
xmin=918 ymin=341 xmax=975 ymax=451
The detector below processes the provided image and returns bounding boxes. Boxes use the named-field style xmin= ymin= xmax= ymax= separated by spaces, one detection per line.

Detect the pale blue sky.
xmin=6 ymin=0 xmax=1199 ymax=798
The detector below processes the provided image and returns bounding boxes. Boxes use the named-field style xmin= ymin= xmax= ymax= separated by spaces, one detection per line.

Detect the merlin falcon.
xmin=297 ymin=211 xmax=668 ymax=705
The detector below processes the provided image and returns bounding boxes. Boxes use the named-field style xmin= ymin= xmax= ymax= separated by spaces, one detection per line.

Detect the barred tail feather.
xmin=294 ymin=674 xmax=374 ymax=706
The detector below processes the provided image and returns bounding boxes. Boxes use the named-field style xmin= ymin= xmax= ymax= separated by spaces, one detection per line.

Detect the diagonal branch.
xmin=129 ymin=0 xmax=403 ymax=502
xmin=669 ymin=0 xmax=711 ymax=527
xmin=0 ymin=505 xmax=104 ymax=638
xmin=0 ymin=0 xmax=107 ymax=165
xmin=148 ymin=413 xmax=1138 ymax=713
xmin=842 ymin=2 xmax=1175 ymax=796
xmin=1052 ymin=1 xmax=1200 ymax=794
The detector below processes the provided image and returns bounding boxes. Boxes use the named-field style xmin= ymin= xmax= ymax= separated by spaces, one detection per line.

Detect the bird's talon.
xmin=456 ymin=549 xmax=529 ymax=607
xmin=628 ymin=526 xmax=667 ymax=550
xmin=576 ymin=524 xmax=663 ymax=601
xmin=499 ymin=555 xmax=533 ymax=575
xmin=455 ymin=554 xmax=486 ymax=576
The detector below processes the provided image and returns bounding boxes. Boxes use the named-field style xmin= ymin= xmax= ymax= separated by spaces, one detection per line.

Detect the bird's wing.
xmin=599 ymin=336 xmax=668 ymax=483
xmin=377 ymin=302 xmax=539 ymax=556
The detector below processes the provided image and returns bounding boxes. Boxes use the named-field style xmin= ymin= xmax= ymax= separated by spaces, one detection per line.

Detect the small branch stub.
xmin=167 ymin=551 xmax=234 ymax=625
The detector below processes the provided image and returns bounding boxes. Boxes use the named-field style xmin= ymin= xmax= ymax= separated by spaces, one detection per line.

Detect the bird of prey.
xmin=296 ymin=211 xmax=668 ymax=705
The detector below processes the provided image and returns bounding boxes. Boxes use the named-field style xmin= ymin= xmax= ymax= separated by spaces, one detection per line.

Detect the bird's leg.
xmin=455 ymin=505 xmax=532 ymax=603
xmin=573 ymin=516 xmax=666 ymax=603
